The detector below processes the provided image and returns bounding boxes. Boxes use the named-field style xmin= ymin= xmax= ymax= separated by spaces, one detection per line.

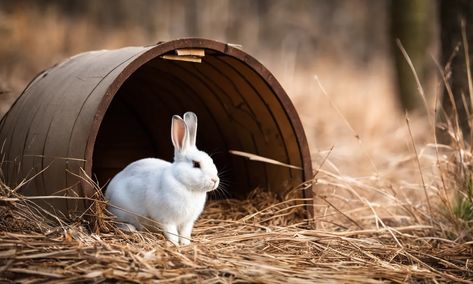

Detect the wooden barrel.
xmin=0 ymin=38 xmax=312 ymax=216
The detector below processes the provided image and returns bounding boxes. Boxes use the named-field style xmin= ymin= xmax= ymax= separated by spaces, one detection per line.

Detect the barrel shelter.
xmin=0 ymin=38 xmax=313 ymax=217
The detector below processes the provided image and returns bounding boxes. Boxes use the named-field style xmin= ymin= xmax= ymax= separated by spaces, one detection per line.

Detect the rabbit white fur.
xmin=105 ymin=112 xmax=219 ymax=245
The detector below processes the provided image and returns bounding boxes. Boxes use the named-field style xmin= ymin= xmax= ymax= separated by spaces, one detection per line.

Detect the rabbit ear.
xmin=171 ymin=115 xmax=188 ymax=152
xmin=183 ymin=112 xmax=197 ymax=147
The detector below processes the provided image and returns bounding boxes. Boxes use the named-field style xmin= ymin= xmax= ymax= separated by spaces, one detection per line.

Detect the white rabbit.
xmin=105 ymin=112 xmax=219 ymax=245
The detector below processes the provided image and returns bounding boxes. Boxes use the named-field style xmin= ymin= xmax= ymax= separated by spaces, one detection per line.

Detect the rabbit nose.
xmin=211 ymin=177 xmax=219 ymax=188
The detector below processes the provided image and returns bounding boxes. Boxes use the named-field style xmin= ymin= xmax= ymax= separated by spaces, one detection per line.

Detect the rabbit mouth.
xmin=193 ymin=177 xmax=218 ymax=192
xmin=194 ymin=181 xmax=218 ymax=192
xmin=210 ymin=177 xmax=219 ymax=190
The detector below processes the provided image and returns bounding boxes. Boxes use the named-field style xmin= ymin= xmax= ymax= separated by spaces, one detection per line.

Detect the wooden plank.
xmin=161 ymin=55 xmax=202 ymax=63
xmin=176 ymin=49 xmax=205 ymax=57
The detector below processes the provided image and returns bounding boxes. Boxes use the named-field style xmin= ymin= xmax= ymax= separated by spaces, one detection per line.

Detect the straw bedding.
xmin=0 ymin=181 xmax=472 ymax=283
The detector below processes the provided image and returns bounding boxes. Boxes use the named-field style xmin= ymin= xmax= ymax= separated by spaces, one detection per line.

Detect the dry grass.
xmin=0 ymin=168 xmax=472 ymax=283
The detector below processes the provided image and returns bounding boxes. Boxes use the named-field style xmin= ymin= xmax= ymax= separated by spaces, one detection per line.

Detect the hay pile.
xmin=1 ymin=180 xmax=472 ymax=283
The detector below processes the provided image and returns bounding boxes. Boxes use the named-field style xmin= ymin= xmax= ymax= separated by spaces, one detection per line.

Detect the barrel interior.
xmin=92 ymin=49 xmax=304 ymax=198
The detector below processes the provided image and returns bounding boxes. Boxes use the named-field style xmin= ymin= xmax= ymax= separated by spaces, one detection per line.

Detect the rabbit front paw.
xmin=162 ymin=224 xmax=180 ymax=246
xmin=179 ymin=222 xmax=194 ymax=246
xmin=180 ymin=238 xmax=191 ymax=246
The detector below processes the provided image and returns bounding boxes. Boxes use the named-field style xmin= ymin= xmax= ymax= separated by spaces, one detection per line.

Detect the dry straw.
xmin=0 ymin=174 xmax=472 ymax=283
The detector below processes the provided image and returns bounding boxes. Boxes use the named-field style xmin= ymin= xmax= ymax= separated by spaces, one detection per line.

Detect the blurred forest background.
xmin=0 ymin=0 xmax=394 ymax=103
xmin=0 ymin=0 xmax=471 ymax=176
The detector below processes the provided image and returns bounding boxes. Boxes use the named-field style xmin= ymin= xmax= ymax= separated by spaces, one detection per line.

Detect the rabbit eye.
xmin=192 ymin=160 xmax=201 ymax=168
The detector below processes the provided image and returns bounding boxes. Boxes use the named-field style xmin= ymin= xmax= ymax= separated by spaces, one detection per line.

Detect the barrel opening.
xmin=92 ymin=48 xmax=305 ymax=199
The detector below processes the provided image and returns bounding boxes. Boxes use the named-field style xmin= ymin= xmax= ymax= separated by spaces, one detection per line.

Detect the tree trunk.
xmin=390 ymin=0 xmax=434 ymax=111
xmin=439 ymin=0 xmax=473 ymax=141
